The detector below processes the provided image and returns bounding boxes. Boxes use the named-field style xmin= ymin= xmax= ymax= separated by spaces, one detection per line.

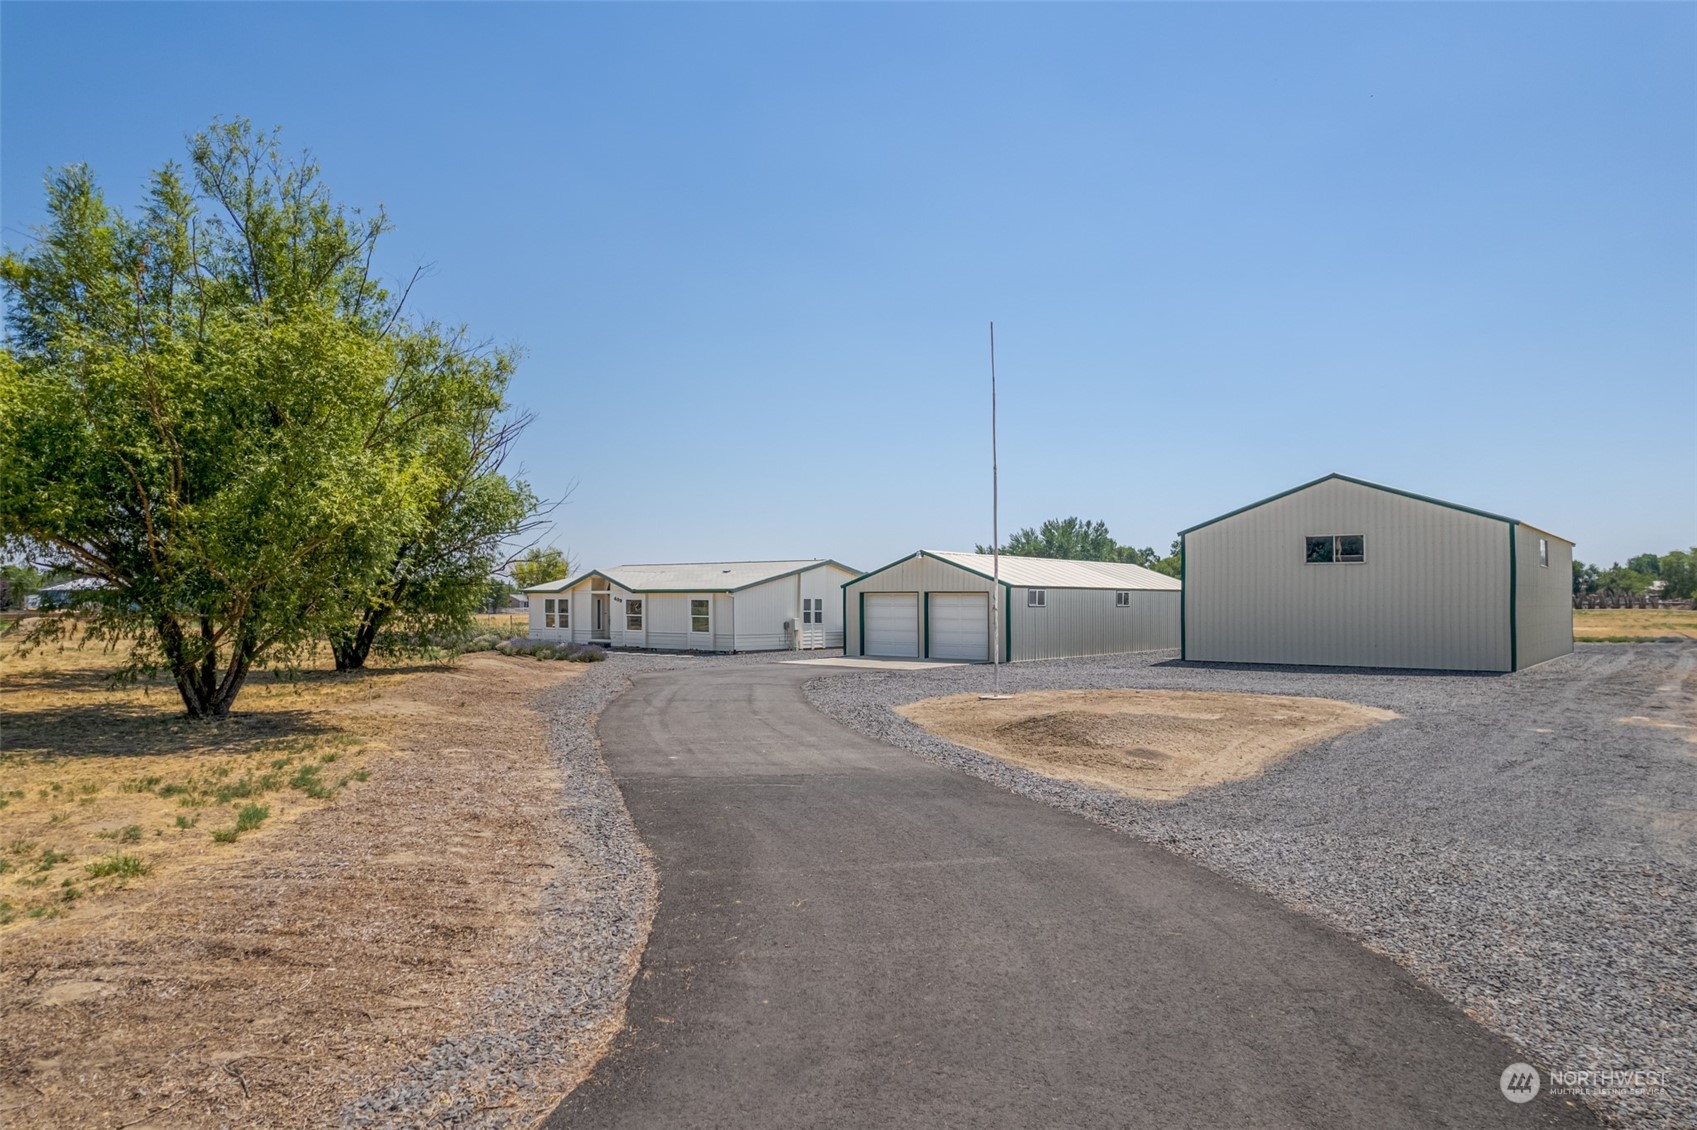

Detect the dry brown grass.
xmin=0 ymin=619 xmax=597 ymax=1127
xmin=899 ymin=688 xmax=1396 ymax=800
xmin=1573 ymin=608 xmax=1697 ymax=641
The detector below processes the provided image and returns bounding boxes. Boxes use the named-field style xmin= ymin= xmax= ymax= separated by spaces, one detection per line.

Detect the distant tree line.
xmin=0 ymin=120 xmax=550 ymax=717
xmin=978 ymin=517 xmax=1181 ymax=578
xmin=1573 ymin=549 xmax=1696 ymax=599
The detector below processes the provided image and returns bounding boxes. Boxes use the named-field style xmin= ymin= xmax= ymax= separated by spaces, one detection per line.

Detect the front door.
xmin=592 ymin=593 xmax=610 ymax=640
xmin=800 ymin=597 xmax=826 ymax=649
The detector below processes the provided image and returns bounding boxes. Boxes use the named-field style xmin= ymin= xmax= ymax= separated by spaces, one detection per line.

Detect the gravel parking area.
xmin=806 ymin=644 xmax=1697 ymax=1129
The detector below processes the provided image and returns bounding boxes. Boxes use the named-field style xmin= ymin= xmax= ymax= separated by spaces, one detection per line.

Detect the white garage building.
xmin=842 ymin=551 xmax=1181 ymax=662
xmin=524 ymin=559 xmax=858 ymax=652
xmin=1181 ymin=473 xmax=1574 ymax=672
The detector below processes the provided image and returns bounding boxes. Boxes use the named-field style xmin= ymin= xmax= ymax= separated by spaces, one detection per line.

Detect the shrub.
xmin=84 ymin=852 xmax=150 ymax=880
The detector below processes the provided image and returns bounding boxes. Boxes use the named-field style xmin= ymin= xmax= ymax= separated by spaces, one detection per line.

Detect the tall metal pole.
xmin=990 ymin=321 xmax=1001 ymax=695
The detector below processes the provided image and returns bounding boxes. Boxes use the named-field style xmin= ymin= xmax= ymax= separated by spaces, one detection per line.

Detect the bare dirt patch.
xmin=898 ymin=688 xmax=1396 ymax=800
xmin=0 ymin=631 xmax=596 ymax=1128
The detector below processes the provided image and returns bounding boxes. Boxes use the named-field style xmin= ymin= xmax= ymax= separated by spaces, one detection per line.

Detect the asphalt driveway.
xmin=546 ymin=661 xmax=1592 ymax=1129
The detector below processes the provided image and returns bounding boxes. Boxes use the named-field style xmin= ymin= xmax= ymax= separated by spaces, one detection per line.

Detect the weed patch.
xmin=84 ymin=853 xmax=151 ymax=881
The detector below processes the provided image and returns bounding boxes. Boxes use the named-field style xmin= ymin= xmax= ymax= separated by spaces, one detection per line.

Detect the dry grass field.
xmin=1573 ymin=608 xmax=1697 ymax=642
xmin=899 ymin=688 xmax=1396 ymax=800
xmin=0 ymin=617 xmax=591 ymax=1127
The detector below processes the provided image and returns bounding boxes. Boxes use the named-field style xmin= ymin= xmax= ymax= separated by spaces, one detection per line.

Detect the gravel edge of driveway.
xmin=345 ymin=660 xmax=657 ymax=1129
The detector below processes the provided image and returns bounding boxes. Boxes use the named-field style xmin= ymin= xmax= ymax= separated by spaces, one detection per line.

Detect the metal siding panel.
xmin=1186 ymin=477 xmax=1512 ymax=671
xmin=1515 ymin=526 xmax=1574 ymax=668
xmin=1008 ymin=588 xmax=1180 ymax=660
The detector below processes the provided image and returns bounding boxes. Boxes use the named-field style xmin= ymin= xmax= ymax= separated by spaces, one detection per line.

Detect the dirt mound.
xmin=901 ymin=689 xmax=1396 ymax=800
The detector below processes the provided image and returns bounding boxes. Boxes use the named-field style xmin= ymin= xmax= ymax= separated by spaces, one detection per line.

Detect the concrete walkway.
xmin=546 ymin=663 xmax=1592 ymax=1129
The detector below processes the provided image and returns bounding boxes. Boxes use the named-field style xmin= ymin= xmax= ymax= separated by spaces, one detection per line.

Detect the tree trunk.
xmin=160 ymin=615 xmax=255 ymax=719
xmin=331 ymin=606 xmax=389 ymax=671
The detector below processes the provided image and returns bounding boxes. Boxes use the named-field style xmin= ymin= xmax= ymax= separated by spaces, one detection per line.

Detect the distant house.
xmin=524 ymin=560 xmax=859 ymax=652
xmin=842 ymin=551 xmax=1181 ymax=662
xmin=26 ymin=577 xmax=111 ymax=611
xmin=1180 ymin=473 xmax=1573 ymax=672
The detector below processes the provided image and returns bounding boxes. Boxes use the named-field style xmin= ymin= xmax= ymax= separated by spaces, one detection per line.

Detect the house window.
xmin=544 ymin=598 xmax=556 ymax=628
xmin=626 ymin=599 xmax=643 ymax=632
xmin=1306 ymin=535 xmax=1366 ymax=564
xmin=1027 ymin=589 xmax=1047 ymax=608
xmin=802 ymin=597 xmax=825 ymax=624
xmin=557 ymin=597 xmax=568 ymax=630
xmin=1539 ymin=538 xmax=1549 ymax=568
xmin=691 ymin=598 xmax=710 ymax=633
xmin=1115 ymin=591 xmax=1131 ymax=607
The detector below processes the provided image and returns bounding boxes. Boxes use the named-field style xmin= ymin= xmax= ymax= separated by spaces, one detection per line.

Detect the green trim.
xmin=842 ymin=551 xmax=924 ymax=589
xmin=922 ymin=594 xmax=930 ymax=659
xmin=1178 ymin=473 xmax=1535 ymax=537
xmin=857 ymin=592 xmax=865 ymax=657
xmin=842 ymin=587 xmax=847 ymax=656
xmin=1508 ymin=521 xmax=1519 ymax=673
xmin=1180 ymin=532 xmax=1187 ymax=661
xmin=1004 ymin=582 xmax=1013 ymax=662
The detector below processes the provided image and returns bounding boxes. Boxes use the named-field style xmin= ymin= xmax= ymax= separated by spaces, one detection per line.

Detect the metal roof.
xmin=524 ymin=559 xmax=857 ymax=594
xmin=1179 ymin=473 xmax=1573 ymax=543
xmin=923 ymin=550 xmax=1182 ymax=591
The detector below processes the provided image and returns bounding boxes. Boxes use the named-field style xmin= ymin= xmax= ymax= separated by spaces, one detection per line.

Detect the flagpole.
xmin=990 ymin=322 xmax=1001 ymax=695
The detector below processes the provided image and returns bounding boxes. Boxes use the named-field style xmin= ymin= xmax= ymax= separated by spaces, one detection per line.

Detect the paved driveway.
xmin=546 ymin=662 xmax=1592 ymax=1129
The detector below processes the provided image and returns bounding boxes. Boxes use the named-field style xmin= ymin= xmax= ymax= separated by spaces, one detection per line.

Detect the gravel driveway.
xmin=806 ymin=644 xmax=1697 ymax=1129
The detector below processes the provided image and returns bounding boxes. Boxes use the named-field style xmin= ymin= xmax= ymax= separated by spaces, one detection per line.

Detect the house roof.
xmin=1177 ymin=472 xmax=1573 ymax=543
xmin=524 ymin=559 xmax=858 ymax=595
xmin=38 ymin=577 xmax=110 ymax=594
xmin=847 ymin=550 xmax=1180 ymax=591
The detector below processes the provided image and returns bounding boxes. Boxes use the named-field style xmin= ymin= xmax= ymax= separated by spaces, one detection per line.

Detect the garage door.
xmin=863 ymin=593 xmax=919 ymax=658
xmin=929 ymin=593 xmax=989 ymax=661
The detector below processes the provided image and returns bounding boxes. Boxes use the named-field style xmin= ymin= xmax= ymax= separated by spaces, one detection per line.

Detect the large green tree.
xmin=325 ymin=326 xmax=539 ymax=670
xmin=0 ymin=121 xmax=531 ymax=715
xmin=511 ymin=546 xmax=572 ymax=590
xmin=977 ymin=517 xmax=1170 ymax=569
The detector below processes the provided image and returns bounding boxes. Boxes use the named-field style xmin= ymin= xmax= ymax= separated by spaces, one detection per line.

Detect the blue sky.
xmin=4 ymin=2 xmax=1693 ymax=572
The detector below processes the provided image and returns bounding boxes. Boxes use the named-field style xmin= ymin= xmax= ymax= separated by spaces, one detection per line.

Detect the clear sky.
xmin=4 ymin=2 xmax=1693 ymax=572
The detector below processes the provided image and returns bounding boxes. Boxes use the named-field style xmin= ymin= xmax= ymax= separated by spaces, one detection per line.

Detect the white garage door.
xmin=863 ymin=593 xmax=919 ymax=658
xmin=929 ymin=593 xmax=989 ymax=661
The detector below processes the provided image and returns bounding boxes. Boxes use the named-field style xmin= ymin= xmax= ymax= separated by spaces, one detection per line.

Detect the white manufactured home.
xmin=524 ymin=560 xmax=858 ymax=652
xmin=842 ymin=551 xmax=1181 ymax=662
xmin=1181 ymin=473 xmax=1573 ymax=673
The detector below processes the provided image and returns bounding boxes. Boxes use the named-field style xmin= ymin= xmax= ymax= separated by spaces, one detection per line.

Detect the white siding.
xmin=713 ymin=593 xmax=736 ymax=652
xmin=1185 ymin=478 xmax=1513 ymax=672
xmin=733 ymin=577 xmax=797 ymax=652
xmin=801 ymin=565 xmax=855 ymax=648
xmin=1009 ymin=587 xmax=1179 ymax=661
xmin=1516 ymin=524 xmax=1574 ymax=670
xmin=643 ymin=594 xmax=692 ymax=652
xmin=608 ymin=584 xmax=642 ymax=649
